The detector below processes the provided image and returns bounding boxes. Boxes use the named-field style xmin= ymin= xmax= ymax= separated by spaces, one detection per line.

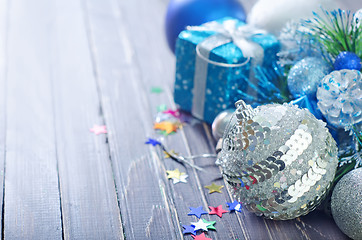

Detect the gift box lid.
xmin=177 ymin=17 xmax=280 ymax=65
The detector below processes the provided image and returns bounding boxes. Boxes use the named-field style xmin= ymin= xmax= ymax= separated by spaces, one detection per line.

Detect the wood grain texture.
xmin=83 ymin=0 xmax=180 ymax=238
xmin=0 ymin=0 xmax=8 ymax=238
xmin=50 ymin=0 xmax=123 ymax=239
xmin=4 ymin=0 xmax=62 ymax=238
xmin=0 ymin=0 xmax=357 ymax=239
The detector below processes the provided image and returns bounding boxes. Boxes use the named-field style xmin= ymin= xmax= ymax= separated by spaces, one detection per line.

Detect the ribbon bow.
xmin=187 ymin=19 xmax=266 ymax=63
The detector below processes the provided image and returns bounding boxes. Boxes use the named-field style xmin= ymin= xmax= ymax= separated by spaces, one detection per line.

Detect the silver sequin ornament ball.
xmin=216 ymin=100 xmax=339 ymax=220
xmin=331 ymin=168 xmax=362 ymax=240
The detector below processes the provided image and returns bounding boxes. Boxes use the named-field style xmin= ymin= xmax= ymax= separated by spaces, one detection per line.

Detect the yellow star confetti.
xmin=154 ymin=121 xmax=178 ymax=134
xmin=163 ymin=150 xmax=178 ymax=158
xmin=205 ymin=183 xmax=224 ymax=194
xmin=166 ymin=169 xmax=182 ymax=179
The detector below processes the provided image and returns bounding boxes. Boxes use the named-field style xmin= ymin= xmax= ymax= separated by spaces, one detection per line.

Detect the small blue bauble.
xmin=334 ymin=51 xmax=361 ymax=71
xmin=165 ymin=0 xmax=246 ymax=53
xmin=287 ymin=57 xmax=331 ymax=98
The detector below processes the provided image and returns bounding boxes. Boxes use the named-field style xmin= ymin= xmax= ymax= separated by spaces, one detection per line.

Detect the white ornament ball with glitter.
xmin=247 ymin=0 xmax=336 ymax=34
xmin=216 ymin=100 xmax=338 ymax=220
xmin=331 ymin=168 xmax=362 ymax=240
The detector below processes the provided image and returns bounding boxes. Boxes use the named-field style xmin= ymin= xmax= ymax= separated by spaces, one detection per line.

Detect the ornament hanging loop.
xmin=234 ymin=100 xmax=254 ymax=121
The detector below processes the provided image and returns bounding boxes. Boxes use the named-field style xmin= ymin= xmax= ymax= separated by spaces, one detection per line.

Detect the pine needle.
xmin=303 ymin=8 xmax=362 ymax=63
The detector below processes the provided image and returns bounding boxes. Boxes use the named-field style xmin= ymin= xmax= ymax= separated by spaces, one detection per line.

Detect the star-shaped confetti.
xmin=144 ymin=138 xmax=161 ymax=146
xmin=154 ymin=121 xmax=178 ymax=135
xmin=163 ymin=109 xmax=180 ymax=118
xmin=202 ymin=219 xmax=216 ymax=231
xmin=192 ymin=233 xmax=212 ymax=240
xmin=172 ymin=173 xmax=188 ymax=184
xmin=226 ymin=200 xmax=242 ymax=212
xmin=188 ymin=206 xmax=208 ymax=218
xmin=90 ymin=125 xmax=107 ymax=135
xmin=191 ymin=219 xmax=209 ymax=231
xmin=209 ymin=205 xmax=228 ymax=218
xmin=163 ymin=150 xmax=178 ymax=158
xmin=157 ymin=104 xmax=167 ymax=112
xmin=182 ymin=225 xmax=196 ymax=235
xmin=151 ymin=86 xmax=163 ymax=94
xmin=166 ymin=169 xmax=182 ymax=180
xmin=204 ymin=183 xmax=224 ymax=194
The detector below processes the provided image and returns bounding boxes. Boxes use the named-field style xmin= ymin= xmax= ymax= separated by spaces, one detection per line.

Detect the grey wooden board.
xmin=4 ymin=0 xmax=63 ymax=238
xmin=0 ymin=0 xmax=8 ymax=237
xmin=0 ymin=0 xmax=358 ymax=239
xmin=83 ymin=0 xmax=181 ymax=239
xmin=50 ymin=0 xmax=123 ymax=238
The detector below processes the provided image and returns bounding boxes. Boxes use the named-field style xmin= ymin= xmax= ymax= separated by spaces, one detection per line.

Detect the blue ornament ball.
xmin=334 ymin=51 xmax=361 ymax=71
xmin=287 ymin=57 xmax=331 ymax=98
xmin=165 ymin=0 xmax=246 ymax=53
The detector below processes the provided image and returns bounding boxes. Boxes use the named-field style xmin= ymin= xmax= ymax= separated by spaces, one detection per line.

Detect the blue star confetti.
xmin=226 ymin=200 xmax=242 ymax=212
xmin=145 ymin=138 xmax=161 ymax=146
xmin=182 ymin=225 xmax=197 ymax=235
xmin=188 ymin=206 xmax=208 ymax=218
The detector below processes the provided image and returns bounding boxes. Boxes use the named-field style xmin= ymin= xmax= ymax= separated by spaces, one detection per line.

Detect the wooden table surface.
xmin=0 ymin=0 xmax=359 ymax=239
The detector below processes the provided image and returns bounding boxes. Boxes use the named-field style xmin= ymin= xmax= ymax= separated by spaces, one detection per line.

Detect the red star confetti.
xmin=192 ymin=233 xmax=212 ymax=240
xmin=209 ymin=205 xmax=228 ymax=218
xmin=153 ymin=121 xmax=178 ymax=135
xmin=204 ymin=183 xmax=224 ymax=194
xmin=163 ymin=109 xmax=180 ymax=118
xmin=90 ymin=125 xmax=107 ymax=135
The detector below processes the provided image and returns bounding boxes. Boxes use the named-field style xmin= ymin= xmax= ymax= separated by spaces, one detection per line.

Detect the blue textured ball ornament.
xmin=334 ymin=51 xmax=361 ymax=71
xmin=287 ymin=57 xmax=331 ymax=98
xmin=165 ymin=0 xmax=246 ymax=53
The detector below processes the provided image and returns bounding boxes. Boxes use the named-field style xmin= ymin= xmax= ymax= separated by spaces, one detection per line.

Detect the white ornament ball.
xmin=331 ymin=168 xmax=362 ymax=240
xmin=216 ymin=100 xmax=338 ymax=220
xmin=247 ymin=0 xmax=336 ymax=34
xmin=212 ymin=109 xmax=234 ymax=140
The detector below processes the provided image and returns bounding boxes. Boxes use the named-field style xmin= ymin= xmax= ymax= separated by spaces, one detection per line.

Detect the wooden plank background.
xmin=0 ymin=0 xmax=359 ymax=239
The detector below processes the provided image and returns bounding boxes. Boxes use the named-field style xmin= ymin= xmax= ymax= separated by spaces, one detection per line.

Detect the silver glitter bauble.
xmin=212 ymin=109 xmax=234 ymax=140
xmin=216 ymin=100 xmax=339 ymax=220
xmin=331 ymin=168 xmax=362 ymax=240
xmin=287 ymin=57 xmax=331 ymax=98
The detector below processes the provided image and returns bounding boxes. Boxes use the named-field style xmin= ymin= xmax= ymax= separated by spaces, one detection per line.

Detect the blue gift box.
xmin=174 ymin=18 xmax=281 ymax=124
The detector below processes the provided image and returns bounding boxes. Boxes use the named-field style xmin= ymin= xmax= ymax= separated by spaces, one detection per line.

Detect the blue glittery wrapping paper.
xmin=174 ymin=18 xmax=281 ymax=124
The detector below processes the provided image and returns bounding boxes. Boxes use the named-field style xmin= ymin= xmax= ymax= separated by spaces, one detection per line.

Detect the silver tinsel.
xmin=331 ymin=168 xmax=362 ymax=240
xmin=216 ymin=100 xmax=339 ymax=220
